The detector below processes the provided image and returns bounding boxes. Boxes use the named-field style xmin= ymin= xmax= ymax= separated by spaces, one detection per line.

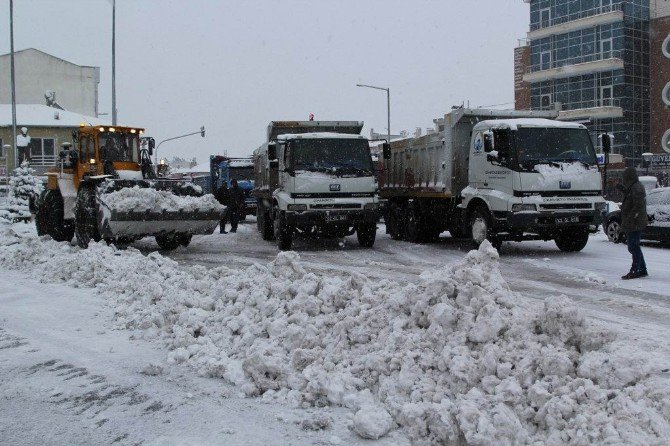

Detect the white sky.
xmin=0 ymin=0 xmax=529 ymax=161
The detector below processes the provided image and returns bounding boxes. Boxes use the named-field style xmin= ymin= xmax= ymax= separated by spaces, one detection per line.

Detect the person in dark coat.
xmin=228 ymin=179 xmax=245 ymax=233
xmin=618 ymin=167 xmax=648 ymax=279
xmin=214 ymin=182 xmax=230 ymax=234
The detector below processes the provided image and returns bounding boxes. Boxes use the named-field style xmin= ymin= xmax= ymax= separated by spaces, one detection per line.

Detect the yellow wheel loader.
xmin=35 ymin=125 xmax=223 ymax=250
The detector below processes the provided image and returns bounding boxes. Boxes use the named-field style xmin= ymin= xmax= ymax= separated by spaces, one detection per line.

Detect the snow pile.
xmin=99 ymin=186 xmax=223 ymax=213
xmin=0 ymin=230 xmax=669 ymax=444
xmin=534 ymin=162 xmax=590 ymax=188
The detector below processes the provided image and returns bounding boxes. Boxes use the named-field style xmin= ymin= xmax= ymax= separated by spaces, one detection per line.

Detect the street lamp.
xmin=154 ymin=126 xmax=206 ymax=165
xmin=356 ymin=83 xmax=390 ymax=147
xmin=642 ymin=152 xmax=654 ymax=176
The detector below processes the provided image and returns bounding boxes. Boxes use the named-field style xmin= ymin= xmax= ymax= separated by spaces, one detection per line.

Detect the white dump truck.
xmin=253 ymin=121 xmax=380 ymax=250
xmin=380 ymin=108 xmax=607 ymax=252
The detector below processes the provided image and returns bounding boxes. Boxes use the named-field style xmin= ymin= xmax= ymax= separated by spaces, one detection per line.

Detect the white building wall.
xmin=0 ymin=48 xmax=99 ymax=117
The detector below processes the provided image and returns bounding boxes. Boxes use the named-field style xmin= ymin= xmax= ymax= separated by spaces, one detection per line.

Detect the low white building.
xmin=0 ymin=48 xmax=100 ymax=117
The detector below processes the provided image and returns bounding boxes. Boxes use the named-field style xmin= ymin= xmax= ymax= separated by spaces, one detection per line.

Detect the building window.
xmin=601 ymin=37 xmax=613 ymax=59
xmin=540 ymin=50 xmax=552 ymax=70
xmin=600 ymin=85 xmax=613 ymax=106
xmin=540 ymin=7 xmax=551 ymax=28
xmin=28 ymin=138 xmax=56 ymax=166
xmin=600 ymin=0 xmax=612 ymax=14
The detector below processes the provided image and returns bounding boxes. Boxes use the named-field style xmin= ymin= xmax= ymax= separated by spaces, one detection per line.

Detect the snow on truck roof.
xmin=473 ymin=118 xmax=586 ymax=131
xmin=276 ymin=132 xmax=366 ymax=140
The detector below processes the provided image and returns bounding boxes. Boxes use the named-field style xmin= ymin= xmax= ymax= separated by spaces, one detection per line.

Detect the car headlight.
xmin=594 ymin=202 xmax=608 ymax=211
xmin=511 ymin=204 xmax=537 ymax=212
xmin=364 ymin=203 xmax=379 ymax=210
xmin=287 ymin=204 xmax=307 ymax=212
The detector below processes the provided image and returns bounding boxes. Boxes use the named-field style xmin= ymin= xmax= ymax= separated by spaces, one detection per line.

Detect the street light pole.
xmin=154 ymin=126 xmax=206 ymax=165
xmin=111 ymin=0 xmax=117 ymax=125
xmin=356 ymin=83 xmax=390 ymax=146
xmin=9 ymin=0 xmax=17 ymax=175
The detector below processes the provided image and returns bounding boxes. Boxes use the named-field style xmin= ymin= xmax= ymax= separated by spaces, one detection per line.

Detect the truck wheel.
xmin=386 ymin=204 xmax=404 ymax=240
xmin=74 ymin=186 xmax=102 ymax=249
xmin=256 ymin=205 xmax=263 ymax=231
xmin=469 ymin=206 xmax=502 ymax=250
xmin=36 ymin=189 xmax=74 ymax=242
xmin=155 ymin=234 xmax=182 ymax=250
xmin=555 ymin=230 xmax=589 ymax=252
xmin=177 ymin=233 xmax=192 ymax=247
xmin=261 ymin=209 xmax=275 ymax=241
xmin=605 ymin=219 xmax=623 ymax=243
xmin=357 ymin=224 xmax=376 ymax=248
xmin=276 ymin=214 xmax=293 ymax=251
xmin=405 ymin=208 xmax=422 ymax=243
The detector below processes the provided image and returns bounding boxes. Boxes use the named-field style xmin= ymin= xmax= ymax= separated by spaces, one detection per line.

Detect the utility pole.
xmin=112 ymin=0 xmax=117 ymax=125
xmin=9 ymin=0 xmax=18 ymax=174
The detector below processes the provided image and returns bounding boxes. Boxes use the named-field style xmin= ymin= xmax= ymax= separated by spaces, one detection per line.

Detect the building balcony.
xmin=529 ymin=5 xmax=624 ymax=38
xmin=523 ymin=56 xmax=624 ymax=83
xmin=546 ymin=99 xmax=624 ymax=121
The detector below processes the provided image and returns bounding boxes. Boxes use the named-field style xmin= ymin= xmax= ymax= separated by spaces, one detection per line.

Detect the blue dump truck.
xmin=210 ymin=155 xmax=256 ymax=219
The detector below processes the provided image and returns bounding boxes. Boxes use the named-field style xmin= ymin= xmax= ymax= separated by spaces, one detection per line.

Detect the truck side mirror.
xmin=492 ymin=129 xmax=511 ymax=159
xmin=148 ymin=138 xmax=155 ymax=156
xmin=382 ymin=143 xmax=391 ymax=160
xmin=601 ymin=133 xmax=611 ymax=154
xmin=268 ymin=142 xmax=277 ymax=160
xmin=483 ymin=132 xmax=494 ymax=153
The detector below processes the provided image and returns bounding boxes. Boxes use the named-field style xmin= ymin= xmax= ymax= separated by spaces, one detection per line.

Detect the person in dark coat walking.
xmin=228 ymin=179 xmax=245 ymax=233
xmin=618 ymin=167 xmax=648 ymax=279
xmin=214 ymin=182 xmax=230 ymax=234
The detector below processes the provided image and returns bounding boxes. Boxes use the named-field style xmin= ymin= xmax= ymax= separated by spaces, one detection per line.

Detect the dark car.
xmin=605 ymin=187 xmax=670 ymax=244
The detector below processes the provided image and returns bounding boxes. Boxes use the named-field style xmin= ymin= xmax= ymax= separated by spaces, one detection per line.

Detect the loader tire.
xmin=155 ymin=234 xmax=182 ymax=251
xmin=35 ymin=189 xmax=74 ymax=242
xmin=74 ymin=186 xmax=101 ymax=249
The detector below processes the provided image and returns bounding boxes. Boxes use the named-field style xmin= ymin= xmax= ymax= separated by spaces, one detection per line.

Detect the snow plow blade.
xmin=94 ymin=180 xmax=225 ymax=240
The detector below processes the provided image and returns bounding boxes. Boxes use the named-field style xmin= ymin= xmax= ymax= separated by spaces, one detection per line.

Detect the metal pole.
xmin=9 ymin=0 xmax=17 ymax=174
xmin=111 ymin=0 xmax=117 ymax=126
xmin=386 ymin=88 xmax=390 ymax=146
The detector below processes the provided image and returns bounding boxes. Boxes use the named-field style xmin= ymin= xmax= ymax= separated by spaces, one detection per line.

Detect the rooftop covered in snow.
xmin=0 ymin=104 xmax=110 ymax=128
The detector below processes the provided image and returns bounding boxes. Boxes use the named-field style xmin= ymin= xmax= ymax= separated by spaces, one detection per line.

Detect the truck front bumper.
xmin=286 ymin=209 xmax=379 ymax=228
xmin=499 ymin=210 xmax=603 ymax=233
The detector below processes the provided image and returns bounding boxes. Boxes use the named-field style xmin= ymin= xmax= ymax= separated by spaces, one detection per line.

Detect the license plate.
xmin=326 ymin=214 xmax=347 ymax=222
xmin=555 ymin=216 xmax=580 ymax=224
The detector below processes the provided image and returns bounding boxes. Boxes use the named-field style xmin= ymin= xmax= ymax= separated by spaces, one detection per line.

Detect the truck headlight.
xmin=511 ymin=204 xmax=537 ymax=212
xmin=364 ymin=203 xmax=379 ymax=210
xmin=594 ymin=202 xmax=607 ymax=211
xmin=287 ymin=204 xmax=307 ymax=212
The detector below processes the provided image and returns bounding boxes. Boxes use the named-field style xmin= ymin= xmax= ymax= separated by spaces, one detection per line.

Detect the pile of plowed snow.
xmin=99 ymin=186 xmax=224 ymax=213
xmin=1 ymin=226 xmax=669 ymax=445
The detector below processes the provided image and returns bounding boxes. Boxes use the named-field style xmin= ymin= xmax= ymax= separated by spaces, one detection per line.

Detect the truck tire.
xmin=261 ymin=209 xmax=275 ymax=241
xmin=156 ymin=233 xmax=182 ymax=250
xmin=357 ymin=224 xmax=376 ymax=248
xmin=35 ymin=189 xmax=74 ymax=242
xmin=386 ymin=204 xmax=404 ymax=240
xmin=555 ymin=230 xmax=589 ymax=252
xmin=74 ymin=186 xmax=102 ymax=249
xmin=405 ymin=207 xmax=422 ymax=243
xmin=469 ymin=206 xmax=502 ymax=250
xmin=275 ymin=213 xmax=293 ymax=250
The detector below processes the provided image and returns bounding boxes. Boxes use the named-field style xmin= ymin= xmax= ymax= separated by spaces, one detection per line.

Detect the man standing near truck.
xmin=215 ymin=182 xmax=230 ymax=234
xmin=619 ymin=167 xmax=648 ymax=279
xmin=228 ymin=179 xmax=245 ymax=233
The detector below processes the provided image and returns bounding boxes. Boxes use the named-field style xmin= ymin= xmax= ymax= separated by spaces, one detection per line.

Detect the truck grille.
xmin=539 ymin=203 xmax=592 ymax=210
xmin=310 ymin=203 xmax=362 ymax=210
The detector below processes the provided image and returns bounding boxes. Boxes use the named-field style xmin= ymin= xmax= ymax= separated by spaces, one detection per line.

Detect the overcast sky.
xmin=1 ymin=0 xmax=529 ymax=162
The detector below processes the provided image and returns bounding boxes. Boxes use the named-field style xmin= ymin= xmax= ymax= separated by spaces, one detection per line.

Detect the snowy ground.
xmin=1 ymin=218 xmax=670 ymax=444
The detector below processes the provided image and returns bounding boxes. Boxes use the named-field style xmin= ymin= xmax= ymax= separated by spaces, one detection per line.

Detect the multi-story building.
xmin=516 ymin=0 xmax=652 ymax=165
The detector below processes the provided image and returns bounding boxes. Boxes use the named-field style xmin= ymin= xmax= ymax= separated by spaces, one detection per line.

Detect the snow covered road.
xmin=2 ymin=220 xmax=670 ymax=444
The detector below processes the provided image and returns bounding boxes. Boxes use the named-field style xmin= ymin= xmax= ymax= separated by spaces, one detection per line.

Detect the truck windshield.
xmin=514 ymin=128 xmax=597 ymax=169
xmin=99 ymin=133 xmax=138 ymax=163
xmin=289 ymin=138 xmax=373 ymax=176
xmin=229 ymin=167 xmax=254 ymax=182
